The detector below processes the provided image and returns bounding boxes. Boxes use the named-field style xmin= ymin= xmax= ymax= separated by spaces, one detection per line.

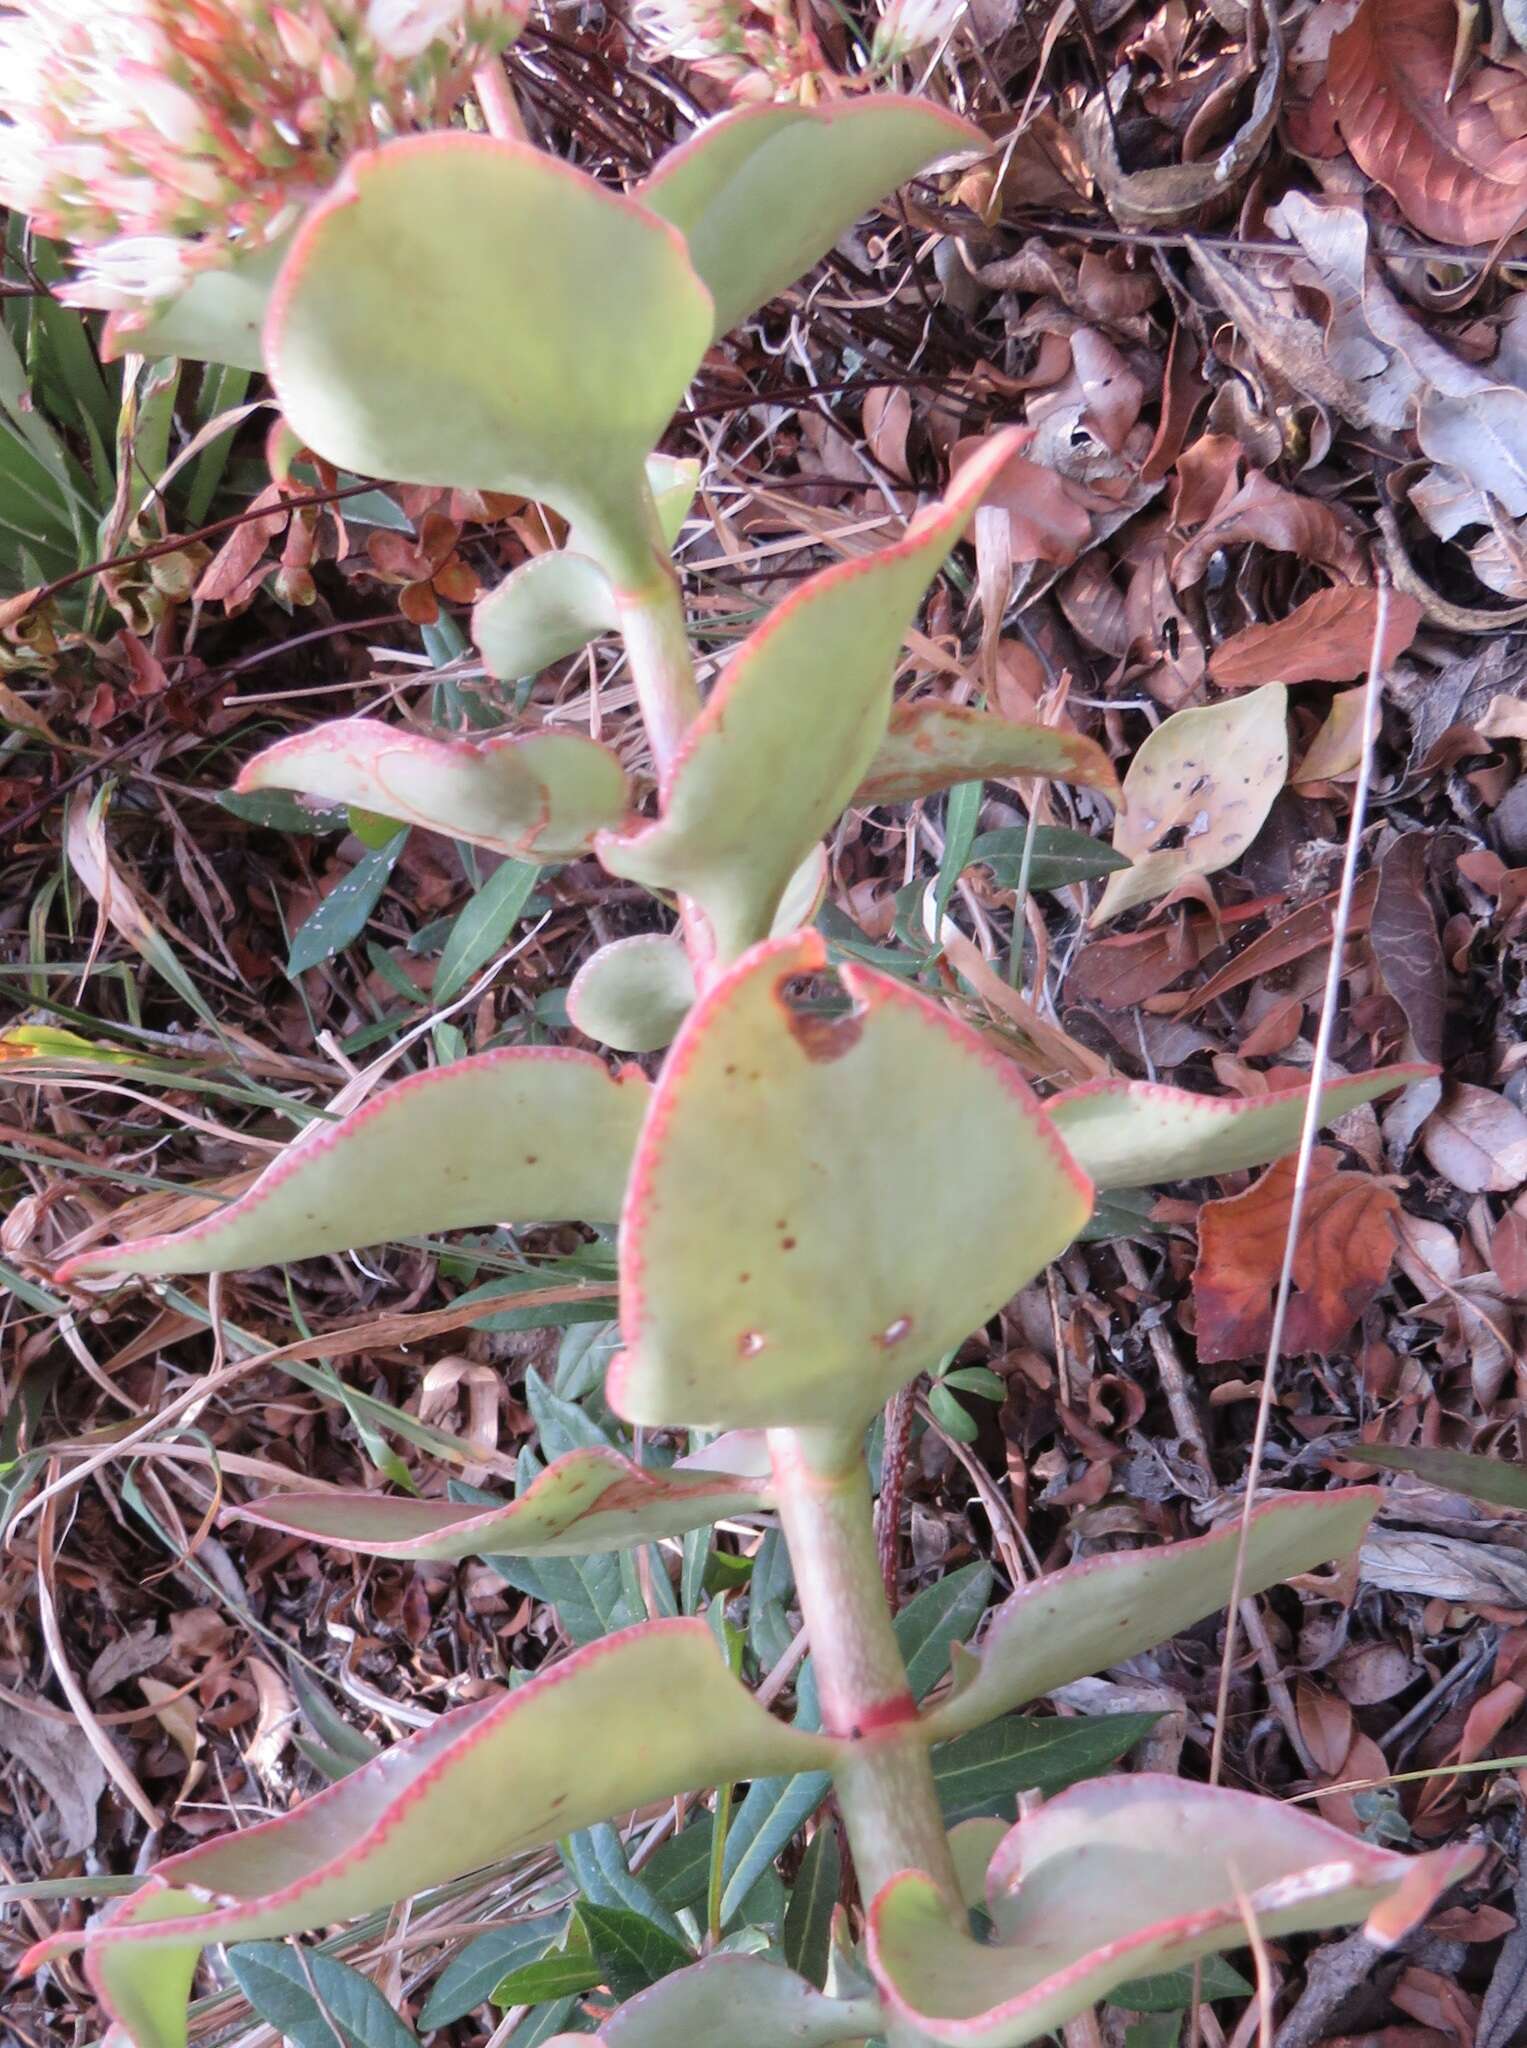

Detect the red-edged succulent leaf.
xmin=24 ymin=1621 xmax=833 ymax=2048
xmin=568 ymin=1955 xmax=879 ymax=2047
xmin=922 ymin=1491 xmax=1377 ymax=1740
xmin=867 ymin=1776 xmax=1479 ymax=2047
xmin=1047 ymin=1065 xmax=1434 ymax=1191
xmin=472 ymin=454 xmax=699 ymax=681
xmin=231 ymin=1436 xmax=771 ymax=1560
xmin=568 ymin=934 xmax=698 ymax=1053
xmin=235 ymin=717 xmax=629 ymax=860
xmin=638 ymin=99 xmax=983 ymax=339
xmin=265 ymin=135 xmax=713 ymax=582
xmin=608 ymin=930 xmax=1092 ymax=1433
xmin=599 ymin=432 xmax=1024 ymax=963
xmin=855 ymin=702 xmax=1119 ymax=805
xmin=58 ymin=1050 xmax=648 ymax=1280
xmin=1327 ymin=0 xmax=1527 ymax=246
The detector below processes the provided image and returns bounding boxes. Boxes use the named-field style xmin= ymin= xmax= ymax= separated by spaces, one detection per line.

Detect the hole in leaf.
xmin=775 ymin=970 xmax=864 ymax=1062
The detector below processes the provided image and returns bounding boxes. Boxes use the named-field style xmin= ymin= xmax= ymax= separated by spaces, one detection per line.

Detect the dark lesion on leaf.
xmin=774 ymin=970 xmax=864 ymax=1061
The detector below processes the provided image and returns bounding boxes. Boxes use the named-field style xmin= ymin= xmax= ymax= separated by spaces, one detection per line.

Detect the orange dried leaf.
xmin=1192 ymin=1148 xmax=1400 ymax=1362
xmin=1210 ymin=587 xmax=1422 ymax=689
xmin=1328 ymin=0 xmax=1527 ymax=244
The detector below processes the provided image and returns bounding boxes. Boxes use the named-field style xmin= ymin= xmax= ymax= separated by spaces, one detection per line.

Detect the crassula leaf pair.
xmin=28 ymin=1490 xmax=1474 ymax=2048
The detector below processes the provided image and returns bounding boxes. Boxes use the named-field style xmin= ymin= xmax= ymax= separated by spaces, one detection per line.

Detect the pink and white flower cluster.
xmin=0 ymin=0 xmax=523 ymax=310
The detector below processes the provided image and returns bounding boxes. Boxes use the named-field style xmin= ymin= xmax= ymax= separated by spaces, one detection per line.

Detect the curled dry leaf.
xmin=1328 ymin=0 xmax=1527 ymax=245
xmin=1174 ymin=472 xmax=1365 ymax=589
xmin=1077 ymin=0 xmax=1283 ymax=228
xmin=1192 ymin=1148 xmax=1401 ymax=1362
xmin=1090 ymin=685 xmax=1288 ymax=925
xmin=1421 ymin=1082 xmax=1527 ymax=1193
xmin=1209 ymin=586 xmax=1423 ymax=689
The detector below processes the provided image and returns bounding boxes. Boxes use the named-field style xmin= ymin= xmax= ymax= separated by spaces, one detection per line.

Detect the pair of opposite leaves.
xmin=165 ymin=101 xmax=1116 ymax=966
xmin=64 ymin=924 xmax=1430 ymax=1481
xmin=27 ymin=1491 xmax=1478 ymax=2048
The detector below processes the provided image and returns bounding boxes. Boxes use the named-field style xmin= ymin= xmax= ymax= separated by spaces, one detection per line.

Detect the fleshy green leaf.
xmin=855 ymin=702 xmax=1119 ymax=806
xmin=609 ymin=929 xmax=1092 ymax=1433
xmin=922 ymin=1491 xmax=1377 ymax=1741
xmin=58 ymin=1049 xmax=649 ymax=1279
xmin=568 ymin=935 xmax=698 ymax=1053
xmin=599 ymin=432 xmax=1024 ymax=965
xmin=473 ymin=550 xmax=617 ymax=682
xmin=580 ymin=1954 xmax=879 ymax=2047
xmin=237 ymin=718 xmax=629 ymax=862
xmin=638 ymin=100 xmax=983 ymax=339
xmin=230 ymin=1438 xmax=772 ymax=1560
xmin=1049 ymin=1065 xmax=1435 ymax=1192
xmin=27 ymin=1622 xmax=833 ymax=2048
xmin=266 ymin=136 xmax=713 ymax=581
xmin=473 ymin=455 xmax=699 ymax=680
xmin=866 ymin=1777 xmax=1477 ymax=2048
xmin=102 ymin=234 xmax=292 ymax=371
xmin=1357 ymin=1440 xmax=1527 ymax=1510
xmin=1091 ymin=686 xmax=1289 ymax=926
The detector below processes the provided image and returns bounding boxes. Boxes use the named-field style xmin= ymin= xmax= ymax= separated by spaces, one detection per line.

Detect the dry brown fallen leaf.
xmin=1210 ymin=586 xmax=1423 ymax=689
xmin=1327 ymin=0 xmax=1527 ymax=245
xmin=1192 ymin=1147 xmax=1401 ymax=1362
xmin=1421 ymin=1081 xmax=1527 ymax=1192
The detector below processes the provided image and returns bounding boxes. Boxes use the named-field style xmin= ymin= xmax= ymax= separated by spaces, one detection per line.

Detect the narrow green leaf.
xmin=1357 ymin=1441 xmax=1527 ymax=1511
xmin=782 ymin=1819 xmax=841 ymax=1989
xmin=562 ymin=1823 xmax=686 ymax=1943
xmin=287 ymin=829 xmax=408 ymax=977
xmin=933 ymin=778 xmax=982 ymax=936
xmin=640 ymin=1817 xmax=715 ymax=1912
xmin=718 ymin=1771 xmax=832 ymax=1926
xmin=931 ymin=1712 xmax=1159 ymax=1821
xmin=420 ymin=1915 xmax=565 ymax=2027
xmin=227 ymin=1943 xmax=419 ymax=2048
xmin=492 ymin=1943 xmax=601 ymax=2006
xmin=578 ymin=1901 xmax=694 ymax=2000
xmin=894 ymin=1561 xmax=994 ymax=1703
xmin=967 ymin=827 xmax=1130 ymax=891
xmin=1112 ymin=1956 xmax=1253 ymax=2012
xmin=433 ymin=852 xmax=538 ymax=999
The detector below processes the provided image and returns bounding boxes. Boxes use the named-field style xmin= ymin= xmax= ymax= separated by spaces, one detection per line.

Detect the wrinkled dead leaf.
xmin=1192 ymin=1147 xmax=1401 ymax=1361
xmin=1329 ymin=0 xmax=1527 ymax=244
xmin=1421 ymin=1082 xmax=1527 ymax=1192
xmin=1091 ymin=684 xmax=1288 ymax=924
xmin=0 ymin=1701 xmax=107 ymax=1855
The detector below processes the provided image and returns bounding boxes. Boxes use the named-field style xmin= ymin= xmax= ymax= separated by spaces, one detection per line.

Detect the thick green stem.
xmin=768 ymin=1427 xmax=961 ymax=2044
xmin=613 ymin=552 xmax=702 ymax=782
xmin=613 ymin=521 xmax=722 ymax=984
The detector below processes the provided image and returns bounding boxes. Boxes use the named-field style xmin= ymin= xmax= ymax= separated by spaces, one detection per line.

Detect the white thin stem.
xmin=1207 ymin=580 xmax=1392 ymax=1786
